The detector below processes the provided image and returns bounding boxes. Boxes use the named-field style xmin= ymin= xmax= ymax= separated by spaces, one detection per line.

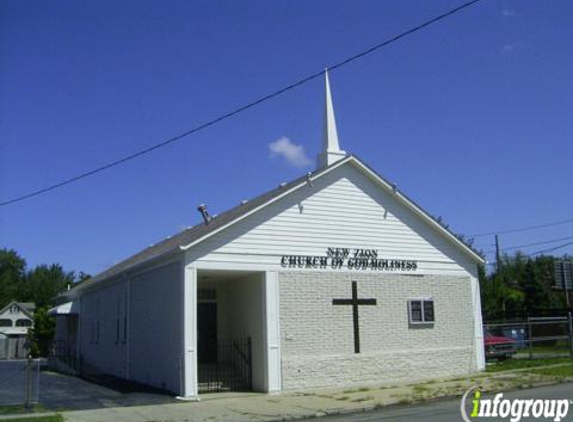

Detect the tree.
xmin=480 ymin=272 xmax=525 ymax=320
xmin=27 ymin=306 xmax=55 ymax=357
xmin=480 ymin=252 xmax=570 ymax=321
xmin=0 ymin=248 xmax=26 ymax=308
xmin=18 ymin=264 xmax=75 ymax=308
xmin=0 ymin=248 xmax=87 ymax=357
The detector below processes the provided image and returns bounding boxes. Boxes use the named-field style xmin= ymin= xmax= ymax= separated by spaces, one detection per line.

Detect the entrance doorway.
xmin=196 ymin=272 xmax=264 ymax=393
xmin=197 ymin=303 xmax=217 ymax=364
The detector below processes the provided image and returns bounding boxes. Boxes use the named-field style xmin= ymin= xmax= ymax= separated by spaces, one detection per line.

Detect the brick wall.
xmin=279 ymin=271 xmax=478 ymax=390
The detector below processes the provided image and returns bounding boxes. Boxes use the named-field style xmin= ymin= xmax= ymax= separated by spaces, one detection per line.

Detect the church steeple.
xmin=317 ymin=69 xmax=346 ymax=169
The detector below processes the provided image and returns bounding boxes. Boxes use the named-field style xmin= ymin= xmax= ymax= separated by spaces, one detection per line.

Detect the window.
xmin=16 ymin=319 xmax=32 ymax=327
xmin=116 ymin=295 xmax=120 ymax=343
xmin=408 ymin=299 xmax=435 ymax=325
xmin=0 ymin=319 xmax=12 ymax=327
xmin=123 ymin=293 xmax=128 ymax=342
xmin=115 ymin=293 xmax=128 ymax=344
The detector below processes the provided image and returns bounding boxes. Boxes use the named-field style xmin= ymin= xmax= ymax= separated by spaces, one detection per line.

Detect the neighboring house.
xmin=53 ymin=72 xmax=485 ymax=398
xmin=0 ymin=301 xmax=35 ymax=359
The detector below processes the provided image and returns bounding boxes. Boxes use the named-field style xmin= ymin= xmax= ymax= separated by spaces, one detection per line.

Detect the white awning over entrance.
xmin=48 ymin=301 xmax=80 ymax=316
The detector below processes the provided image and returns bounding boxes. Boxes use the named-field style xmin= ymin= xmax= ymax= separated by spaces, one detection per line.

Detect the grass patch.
xmin=529 ymin=365 xmax=573 ymax=378
xmin=486 ymin=357 xmax=573 ymax=373
xmin=0 ymin=416 xmax=62 ymax=422
xmin=412 ymin=384 xmax=430 ymax=393
xmin=342 ymin=386 xmax=371 ymax=394
xmin=0 ymin=404 xmax=47 ymax=415
xmin=351 ymin=396 xmax=374 ymax=403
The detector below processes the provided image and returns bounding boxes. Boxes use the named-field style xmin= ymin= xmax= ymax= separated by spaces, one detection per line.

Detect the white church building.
xmin=53 ymin=72 xmax=485 ymax=399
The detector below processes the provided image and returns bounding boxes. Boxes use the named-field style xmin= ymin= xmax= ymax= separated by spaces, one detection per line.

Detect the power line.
xmin=485 ymin=240 xmax=573 ymax=265
xmin=530 ymin=241 xmax=573 ymax=257
xmin=0 ymin=0 xmax=486 ymax=207
xmin=484 ymin=235 xmax=573 ymax=254
xmin=470 ymin=218 xmax=573 ymax=238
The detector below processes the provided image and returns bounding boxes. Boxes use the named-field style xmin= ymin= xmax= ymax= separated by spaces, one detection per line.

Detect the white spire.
xmin=317 ymin=69 xmax=346 ymax=169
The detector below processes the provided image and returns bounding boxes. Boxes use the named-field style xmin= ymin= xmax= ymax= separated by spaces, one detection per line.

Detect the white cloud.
xmin=502 ymin=8 xmax=515 ymax=17
xmin=269 ymin=137 xmax=312 ymax=168
xmin=501 ymin=42 xmax=525 ymax=53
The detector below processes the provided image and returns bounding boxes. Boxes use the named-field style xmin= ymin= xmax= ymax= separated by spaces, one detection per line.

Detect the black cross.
xmin=332 ymin=281 xmax=377 ymax=353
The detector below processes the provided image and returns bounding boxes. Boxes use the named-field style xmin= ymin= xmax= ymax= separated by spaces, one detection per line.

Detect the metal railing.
xmin=49 ymin=340 xmax=82 ymax=375
xmin=198 ymin=337 xmax=252 ymax=393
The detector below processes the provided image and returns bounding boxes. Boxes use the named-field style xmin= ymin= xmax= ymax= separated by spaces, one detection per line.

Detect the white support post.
xmin=471 ymin=276 xmax=486 ymax=370
xmin=263 ymin=271 xmax=282 ymax=393
xmin=180 ymin=265 xmax=199 ymax=400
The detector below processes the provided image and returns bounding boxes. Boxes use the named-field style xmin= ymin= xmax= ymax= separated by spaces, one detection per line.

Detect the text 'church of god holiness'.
xmin=50 ymin=71 xmax=485 ymax=399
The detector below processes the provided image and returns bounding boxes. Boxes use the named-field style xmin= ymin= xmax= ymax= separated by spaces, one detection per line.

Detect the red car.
xmin=484 ymin=330 xmax=517 ymax=360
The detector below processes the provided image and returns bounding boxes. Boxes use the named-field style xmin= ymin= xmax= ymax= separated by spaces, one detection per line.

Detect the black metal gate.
xmin=198 ymin=337 xmax=252 ymax=393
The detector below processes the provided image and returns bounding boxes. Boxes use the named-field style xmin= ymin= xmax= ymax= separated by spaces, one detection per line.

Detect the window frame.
xmin=408 ymin=298 xmax=435 ymax=326
xmin=15 ymin=319 xmax=32 ymax=327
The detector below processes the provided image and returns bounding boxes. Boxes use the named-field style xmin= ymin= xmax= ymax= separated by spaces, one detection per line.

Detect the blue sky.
xmin=1 ymin=0 xmax=572 ymax=276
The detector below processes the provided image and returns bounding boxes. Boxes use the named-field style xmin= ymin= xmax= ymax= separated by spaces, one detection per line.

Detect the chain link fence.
xmin=0 ymin=358 xmax=41 ymax=406
xmin=484 ymin=314 xmax=573 ymax=360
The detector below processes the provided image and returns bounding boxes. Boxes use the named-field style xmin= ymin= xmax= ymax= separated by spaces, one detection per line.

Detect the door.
xmin=197 ymin=303 xmax=217 ymax=364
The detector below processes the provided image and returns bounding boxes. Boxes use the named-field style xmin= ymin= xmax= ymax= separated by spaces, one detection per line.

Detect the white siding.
xmin=79 ymin=279 xmax=128 ymax=377
xmin=78 ymin=260 xmax=183 ymax=394
xmin=129 ymin=261 xmax=182 ymax=393
xmin=190 ymin=163 xmax=477 ymax=276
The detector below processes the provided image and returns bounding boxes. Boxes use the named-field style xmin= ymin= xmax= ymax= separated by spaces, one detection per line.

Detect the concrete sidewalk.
xmin=4 ymin=365 xmax=572 ymax=422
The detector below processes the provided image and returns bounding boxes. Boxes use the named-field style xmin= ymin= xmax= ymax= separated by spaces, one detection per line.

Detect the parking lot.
xmin=0 ymin=360 xmax=177 ymax=411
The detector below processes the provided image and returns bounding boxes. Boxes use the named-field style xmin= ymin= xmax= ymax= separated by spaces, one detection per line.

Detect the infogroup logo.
xmin=460 ymin=388 xmax=570 ymax=422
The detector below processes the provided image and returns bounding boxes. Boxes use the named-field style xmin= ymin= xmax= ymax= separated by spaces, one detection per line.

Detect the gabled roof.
xmin=75 ymin=158 xmax=342 ymax=291
xmin=0 ymin=301 xmax=35 ymax=319
xmin=74 ymin=155 xmax=484 ymax=294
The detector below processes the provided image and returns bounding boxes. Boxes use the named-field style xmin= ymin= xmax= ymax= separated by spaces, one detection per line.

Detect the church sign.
xmin=280 ymin=247 xmax=418 ymax=271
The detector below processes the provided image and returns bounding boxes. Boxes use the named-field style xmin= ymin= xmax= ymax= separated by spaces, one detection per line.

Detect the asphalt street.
xmin=309 ymin=383 xmax=573 ymax=422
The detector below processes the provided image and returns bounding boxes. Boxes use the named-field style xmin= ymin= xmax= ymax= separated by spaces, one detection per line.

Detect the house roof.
xmin=0 ymin=301 xmax=35 ymax=319
xmin=72 ymin=155 xmax=484 ymax=294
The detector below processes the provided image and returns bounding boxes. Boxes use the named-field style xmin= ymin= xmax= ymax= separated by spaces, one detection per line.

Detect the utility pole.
xmin=495 ymin=234 xmax=502 ymax=273
xmin=563 ymin=261 xmax=571 ymax=307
